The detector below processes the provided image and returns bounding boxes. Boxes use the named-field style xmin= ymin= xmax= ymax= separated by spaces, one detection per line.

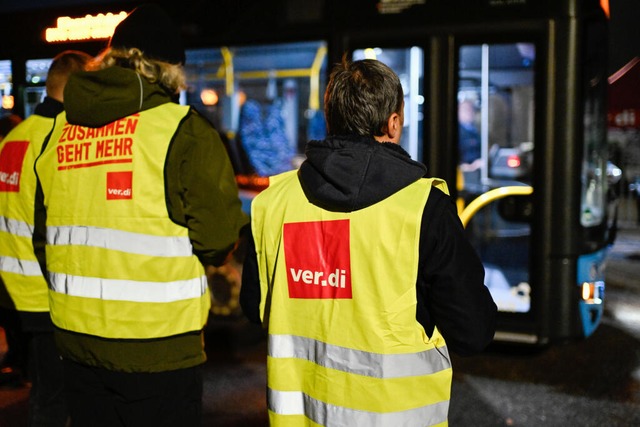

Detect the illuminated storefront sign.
xmin=377 ymin=0 xmax=425 ymax=14
xmin=45 ymin=12 xmax=127 ymax=43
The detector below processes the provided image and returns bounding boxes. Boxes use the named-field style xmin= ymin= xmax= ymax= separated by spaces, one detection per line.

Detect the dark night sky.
xmin=608 ymin=0 xmax=640 ymax=74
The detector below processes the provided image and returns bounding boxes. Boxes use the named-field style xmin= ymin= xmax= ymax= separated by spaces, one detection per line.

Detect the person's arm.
xmin=33 ymin=132 xmax=52 ymax=283
xmin=239 ymin=225 xmax=262 ymax=324
xmin=418 ymin=188 xmax=497 ymax=356
xmin=166 ymin=110 xmax=249 ymax=267
xmin=33 ymin=179 xmax=48 ymax=281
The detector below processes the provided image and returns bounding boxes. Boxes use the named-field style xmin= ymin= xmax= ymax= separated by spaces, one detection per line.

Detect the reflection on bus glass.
xmin=580 ymin=20 xmax=609 ymax=228
xmin=184 ymin=41 xmax=328 ymax=187
xmin=0 ymin=60 xmax=12 ymax=115
xmin=23 ymin=58 xmax=53 ymax=118
xmin=457 ymin=42 xmax=535 ymax=314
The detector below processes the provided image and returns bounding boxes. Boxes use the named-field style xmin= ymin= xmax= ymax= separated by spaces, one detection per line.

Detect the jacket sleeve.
xmin=239 ymin=225 xmax=262 ymax=324
xmin=417 ymin=187 xmax=497 ymax=356
xmin=165 ymin=110 xmax=249 ymax=267
xmin=33 ymin=178 xmax=48 ymax=281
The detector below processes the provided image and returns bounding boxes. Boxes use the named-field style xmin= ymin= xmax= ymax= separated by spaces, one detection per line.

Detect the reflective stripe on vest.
xmin=253 ymin=170 xmax=452 ymax=425
xmin=35 ymin=105 xmax=210 ymax=339
xmin=0 ymin=215 xmax=34 ymax=237
xmin=269 ymin=334 xmax=451 ymax=378
xmin=0 ymin=115 xmax=53 ymax=312
xmin=268 ymin=389 xmax=449 ymax=427
xmin=0 ymin=256 xmax=42 ymax=277
xmin=48 ymin=272 xmax=207 ymax=303
xmin=45 ymin=225 xmax=206 ymax=302
xmin=47 ymin=225 xmax=193 ymax=257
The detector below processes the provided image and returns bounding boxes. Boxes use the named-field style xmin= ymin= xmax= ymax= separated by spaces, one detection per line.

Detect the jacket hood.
xmin=63 ymin=66 xmax=173 ymax=127
xmin=298 ymin=136 xmax=427 ymax=212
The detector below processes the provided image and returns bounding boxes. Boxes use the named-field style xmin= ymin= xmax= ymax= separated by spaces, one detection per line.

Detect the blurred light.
xmin=200 ymin=88 xmax=219 ymax=106
xmin=45 ymin=12 xmax=127 ymax=43
xmin=581 ymin=281 xmax=603 ymax=304
xmin=600 ymin=0 xmax=610 ymax=18
xmin=238 ymin=90 xmax=247 ymax=107
xmin=507 ymin=155 xmax=521 ymax=168
xmin=363 ymin=48 xmax=377 ymax=60
xmin=31 ymin=76 xmax=41 ymax=84
xmin=2 ymin=95 xmax=14 ymax=109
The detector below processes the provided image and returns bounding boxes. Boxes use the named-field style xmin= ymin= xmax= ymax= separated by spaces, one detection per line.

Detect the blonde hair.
xmin=91 ymin=47 xmax=186 ymax=94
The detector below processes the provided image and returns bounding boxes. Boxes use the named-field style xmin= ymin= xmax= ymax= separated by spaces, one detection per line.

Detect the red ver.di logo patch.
xmin=283 ymin=219 xmax=352 ymax=299
xmin=106 ymin=171 xmax=133 ymax=200
xmin=0 ymin=141 xmax=29 ymax=192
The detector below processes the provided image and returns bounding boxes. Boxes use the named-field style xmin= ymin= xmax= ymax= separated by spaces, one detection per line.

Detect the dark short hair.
xmin=46 ymin=50 xmax=92 ymax=96
xmin=324 ymin=57 xmax=403 ymax=137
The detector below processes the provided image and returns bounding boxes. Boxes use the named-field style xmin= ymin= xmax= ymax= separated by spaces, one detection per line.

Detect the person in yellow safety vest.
xmin=0 ymin=50 xmax=92 ymax=426
xmin=240 ymin=58 xmax=497 ymax=426
xmin=32 ymin=5 xmax=247 ymax=427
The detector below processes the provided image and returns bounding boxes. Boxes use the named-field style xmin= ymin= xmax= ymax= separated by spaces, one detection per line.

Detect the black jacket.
xmin=240 ymin=135 xmax=496 ymax=356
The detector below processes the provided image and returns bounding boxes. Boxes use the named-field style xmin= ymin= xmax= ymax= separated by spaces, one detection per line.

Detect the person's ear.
xmin=387 ymin=112 xmax=401 ymax=140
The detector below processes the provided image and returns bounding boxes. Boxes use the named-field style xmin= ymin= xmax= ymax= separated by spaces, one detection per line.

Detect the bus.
xmin=0 ymin=0 xmax=613 ymax=345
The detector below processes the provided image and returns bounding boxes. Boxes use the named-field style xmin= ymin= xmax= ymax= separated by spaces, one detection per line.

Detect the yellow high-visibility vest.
xmin=253 ymin=170 xmax=452 ymax=427
xmin=35 ymin=105 xmax=210 ymax=339
xmin=0 ymin=115 xmax=53 ymax=312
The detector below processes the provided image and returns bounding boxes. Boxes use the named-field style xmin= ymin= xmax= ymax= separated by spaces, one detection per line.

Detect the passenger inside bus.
xmin=458 ymin=99 xmax=481 ymax=171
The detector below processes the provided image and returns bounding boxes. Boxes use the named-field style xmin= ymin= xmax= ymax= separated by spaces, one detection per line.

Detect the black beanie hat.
xmin=109 ymin=4 xmax=186 ymax=65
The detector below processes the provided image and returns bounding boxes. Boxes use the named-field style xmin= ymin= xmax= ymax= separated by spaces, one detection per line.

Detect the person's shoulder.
xmin=425 ymin=182 xmax=450 ymax=206
xmin=178 ymin=107 xmax=218 ymax=134
xmin=169 ymin=107 xmax=226 ymax=160
xmin=422 ymin=182 xmax=459 ymax=226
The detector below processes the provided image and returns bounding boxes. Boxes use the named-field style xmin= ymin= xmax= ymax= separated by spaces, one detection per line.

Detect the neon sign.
xmin=45 ymin=12 xmax=127 ymax=43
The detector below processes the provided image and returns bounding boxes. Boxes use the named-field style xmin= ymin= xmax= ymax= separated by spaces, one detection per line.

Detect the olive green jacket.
xmin=33 ymin=66 xmax=248 ymax=372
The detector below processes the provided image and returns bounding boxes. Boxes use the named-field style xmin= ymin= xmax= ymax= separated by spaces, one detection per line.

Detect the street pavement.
xmin=1 ymin=222 xmax=639 ymax=427
xmin=606 ymin=222 xmax=640 ymax=291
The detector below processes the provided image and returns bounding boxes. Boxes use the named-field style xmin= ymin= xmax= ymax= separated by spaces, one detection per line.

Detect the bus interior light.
xmin=200 ymin=88 xmax=219 ymax=106
xmin=2 ymin=95 xmax=14 ymax=109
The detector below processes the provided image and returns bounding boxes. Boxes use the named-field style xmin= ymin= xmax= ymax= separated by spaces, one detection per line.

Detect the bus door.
xmin=455 ymin=41 xmax=537 ymax=343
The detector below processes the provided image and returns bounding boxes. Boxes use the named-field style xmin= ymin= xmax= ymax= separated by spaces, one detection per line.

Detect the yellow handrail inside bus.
xmin=459 ymin=186 xmax=533 ymax=228
xmin=220 ymin=47 xmax=234 ymax=96
xmin=212 ymin=45 xmax=327 ymax=111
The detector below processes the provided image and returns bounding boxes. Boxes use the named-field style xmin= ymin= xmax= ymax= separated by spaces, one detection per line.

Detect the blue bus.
xmin=3 ymin=0 xmax=613 ymax=345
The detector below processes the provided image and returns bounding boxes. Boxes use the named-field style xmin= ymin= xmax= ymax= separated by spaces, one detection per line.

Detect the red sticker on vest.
xmin=283 ymin=219 xmax=352 ymax=299
xmin=0 ymin=141 xmax=29 ymax=192
xmin=106 ymin=171 xmax=133 ymax=200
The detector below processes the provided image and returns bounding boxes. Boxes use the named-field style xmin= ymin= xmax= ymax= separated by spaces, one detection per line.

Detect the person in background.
xmin=33 ymin=5 xmax=247 ymax=427
xmin=0 ymin=114 xmax=22 ymax=141
xmin=240 ymin=58 xmax=496 ymax=425
xmin=0 ymin=113 xmax=24 ymax=390
xmin=0 ymin=50 xmax=92 ymax=426
xmin=458 ymin=99 xmax=482 ymax=170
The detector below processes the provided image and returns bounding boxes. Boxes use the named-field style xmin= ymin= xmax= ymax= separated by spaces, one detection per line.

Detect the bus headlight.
xmin=581 ymin=281 xmax=604 ymax=304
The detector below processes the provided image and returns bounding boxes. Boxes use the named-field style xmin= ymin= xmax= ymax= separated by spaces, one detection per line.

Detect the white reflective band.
xmin=0 ymin=256 xmax=43 ymax=277
xmin=47 ymin=225 xmax=193 ymax=257
xmin=0 ymin=215 xmax=34 ymax=238
xmin=49 ymin=272 xmax=207 ymax=303
xmin=269 ymin=334 xmax=450 ymax=378
xmin=268 ymin=389 xmax=449 ymax=427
